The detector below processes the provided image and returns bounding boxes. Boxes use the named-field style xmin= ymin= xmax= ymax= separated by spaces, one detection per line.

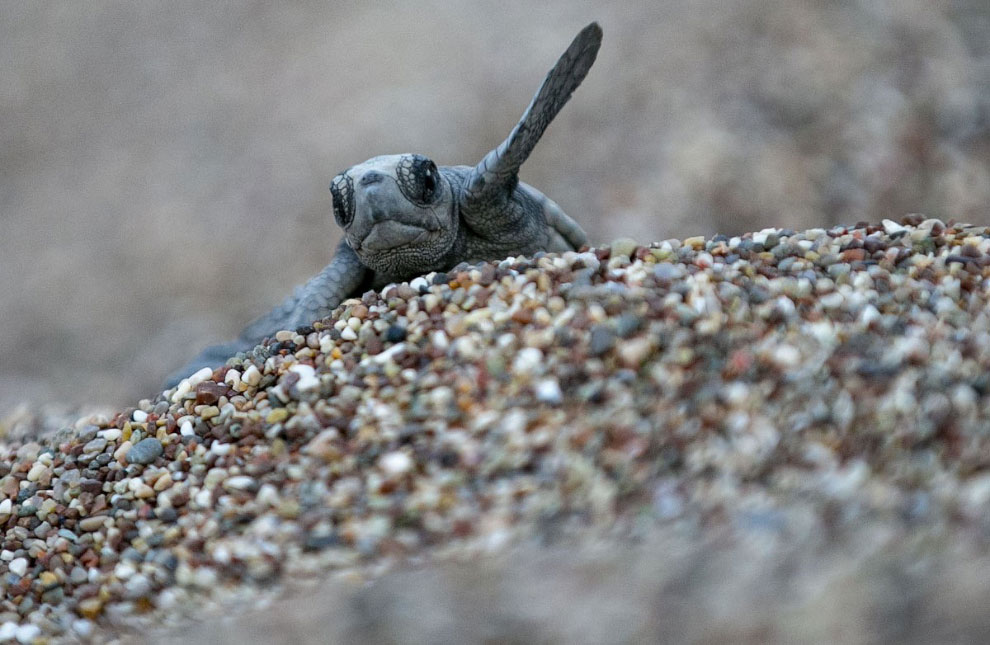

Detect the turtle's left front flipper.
xmin=462 ymin=22 xmax=602 ymax=224
xmin=165 ymin=239 xmax=369 ymax=387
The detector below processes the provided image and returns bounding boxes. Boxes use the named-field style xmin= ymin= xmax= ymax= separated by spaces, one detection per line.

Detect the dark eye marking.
xmin=330 ymin=173 xmax=355 ymax=227
xmin=396 ymin=154 xmax=441 ymax=206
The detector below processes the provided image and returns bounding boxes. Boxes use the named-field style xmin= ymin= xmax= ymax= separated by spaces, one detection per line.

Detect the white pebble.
xmin=223 ymin=476 xmax=257 ymax=491
xmin=242 ymin=364 xmax=262 ymax=386
xmin=127 ymin=479 xmax=155 ymax=498
xmin=224 ymin=368 xmax=241 ymax=388
xmin=99 ymin=428 xmax=122 ymax=442
xmin=0 ymin=500 xmax=10 ymax=516
xmin=256 ymin=483 xmax=280 ymax=506
xmin=820 ymin=292 xmax=844 ymax=309
xmin=8 ymin=558 xmax=27 ymax=577
xmin=72 ymin=619 xmax=94 ymax=638
xmin=188 ymin=366 xmax=214 ymax=387
xmin=409 ymin=276 xmax=429 ymax=292
xmin=379 ymin=451 xmax=413 ymax=477
xmin=431 ymin=330 xmax=449 ymax=350
xmin=340 ymin=326 xmax=358 ymax=341
xmin=170 ymin=379 xmax=192 ymax=403
xmin=534 ymin=378 xmax=563 ymax=404
xmin=373 ymin=342 xmax=407 ymax=364
xmin=882 ymin=218 xmax=907 ymax=235
xmin=114 ymin=560 xmax=137 ymax=580
xmin=132 ymin=410 xmax=149 ymax=423
xmin=194 ymin=566 xmax=218 ymax=588
xmin=26 ymin=463 xmax=46 ymax=482
xmin=453 ymin=336 xmax=480 ymax=360
xmin=289 ymin=364 xmax=320 ymax=392
xmin=194 ymin=489 xmax=212 ymax=508
xmin=15 ymin=624 xmax=40 ymax=644
xmin=512 ymin=347 xmax=543 ymax=374
xmin=210 ymin=442 xmax=232 ymax=456
xmin=772 ymin=344 xmax=801 ymax=368
xmin=0 ymin=624 xmax=15 ymax=641
xmin=180 ymin=419 xmax=195 ymax=437
xmin=319 ymin=335 xmax=336 ymax=353
xmin=859 ymin=304 xmax=882 ymax=327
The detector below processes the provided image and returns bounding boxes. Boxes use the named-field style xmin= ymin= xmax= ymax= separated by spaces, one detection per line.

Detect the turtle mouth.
xmin=359 ymin=221 xmax=431 ymax=252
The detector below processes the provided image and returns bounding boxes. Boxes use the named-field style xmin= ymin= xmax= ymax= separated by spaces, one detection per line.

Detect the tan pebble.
xmin=78 ymin=597 xmax=104 ymax=619
xmin=243 ymin=365 xmax=262 ymax=386
xmin=611 ymin=237 xmax=639 ymax=257
xmin=153 ymin=473 xmax=174 ymax=492
xmin=618 ymin=338 xmax=655 ymax=368
xmin=114 ymin=441 xmax=132 ymax=462
xmin=26 ymin=463 xmax=47 ymax=482
xmin=266 ymin=408 xmax=290 ymax=424
xmin=38 ymin=570 xmax=58 ymax=588
xmin=200 ymin=406 xmax=220 ymax=420
xmin=129 ymin=480 xmax=155 ymax=498
xmin=275 ymin=330 xmax=295 ymax=342
xmin=78 ymin=516 xmax=107 ymax=532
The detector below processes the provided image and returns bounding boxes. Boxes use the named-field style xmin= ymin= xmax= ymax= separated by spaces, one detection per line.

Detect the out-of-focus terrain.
xmin=2 ymin=0 xmax=988 ymax=413
xmin=153 ymin=523 xmax=990 ymax=645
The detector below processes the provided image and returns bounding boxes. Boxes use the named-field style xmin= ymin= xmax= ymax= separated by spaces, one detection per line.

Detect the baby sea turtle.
xmin=168 ymin=22 xmax=602 ymax=386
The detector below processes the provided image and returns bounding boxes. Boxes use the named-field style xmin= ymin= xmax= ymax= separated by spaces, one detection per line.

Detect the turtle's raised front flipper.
xmin=463 ymin=22 xmax=602 ymax=219
xmin=165 ymin=240 xmax=369 ymax=387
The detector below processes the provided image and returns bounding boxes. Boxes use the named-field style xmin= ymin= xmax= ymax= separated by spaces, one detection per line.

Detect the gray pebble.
xmin=653 ymin=262 xmax=683 ymax=283
xmin=81 ymin=438 xmax=107 ymax=456
xmin=615 ymin=313 xmax=643 ymax=338
xmin=125 ymin=438 xmax=163 ymax=465
xmin=589 ymin=325 xmax=616 ymax=356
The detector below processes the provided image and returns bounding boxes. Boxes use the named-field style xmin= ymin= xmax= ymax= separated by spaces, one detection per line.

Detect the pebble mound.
xmin=4 ymin=216 xmax=990 ymax=641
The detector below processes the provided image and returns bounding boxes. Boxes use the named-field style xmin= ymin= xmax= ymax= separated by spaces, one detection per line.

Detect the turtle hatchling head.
xmin=330 ymin=154 xmax=458 ymax=276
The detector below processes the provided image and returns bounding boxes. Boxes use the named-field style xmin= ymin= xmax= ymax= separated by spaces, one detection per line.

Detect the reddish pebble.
xmin=195 ymin=381 xmax=221 ymax=406
xmin=512 ymin=308 xmax=534 ymax=324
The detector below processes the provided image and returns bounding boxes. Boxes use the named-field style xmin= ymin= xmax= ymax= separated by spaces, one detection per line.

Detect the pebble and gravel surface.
xmin=5 ymin=216 xmax=990 ymax=642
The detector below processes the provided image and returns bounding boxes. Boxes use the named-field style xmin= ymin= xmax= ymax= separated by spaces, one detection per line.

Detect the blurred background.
xmin=2 ymin=0 xmax=989 ymax=415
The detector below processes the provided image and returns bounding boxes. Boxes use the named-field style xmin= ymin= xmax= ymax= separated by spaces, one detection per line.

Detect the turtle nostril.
xmin=360 ymin=171 xmax=385 ymax=186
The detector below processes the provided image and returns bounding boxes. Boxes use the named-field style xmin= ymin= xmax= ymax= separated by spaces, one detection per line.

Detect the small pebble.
xmin=9 ymin=558 xmax=27 ymax=577
xmin=589 ymin=325 xmax=616 ymax=356
xmin=379 ymin=451 xmax=413 ymax=477
xmin=125 ymin=438 xmax=163 ymax=465
xmin=534 ymin=378 xmax=563 ymax=404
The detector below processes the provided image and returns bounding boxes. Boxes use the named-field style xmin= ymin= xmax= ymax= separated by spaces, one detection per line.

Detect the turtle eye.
xmin=330 ymin=173 xmax=354 ymax=227
xmin=397 ymin=154 xmax=441 ymax=206
xmin=421 ymin=161 xmax=441 ymax=203
xmin=422 ymin=164 xmax=437 ymax=202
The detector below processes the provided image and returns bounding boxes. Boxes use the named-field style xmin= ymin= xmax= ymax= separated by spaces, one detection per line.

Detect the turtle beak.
xmin=361 ymin=221 xmax=429 ymax=251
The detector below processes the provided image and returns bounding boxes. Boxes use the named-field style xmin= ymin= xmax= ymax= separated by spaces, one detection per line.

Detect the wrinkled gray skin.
xmin=166 ymin=22 xmax=601 ymax=387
